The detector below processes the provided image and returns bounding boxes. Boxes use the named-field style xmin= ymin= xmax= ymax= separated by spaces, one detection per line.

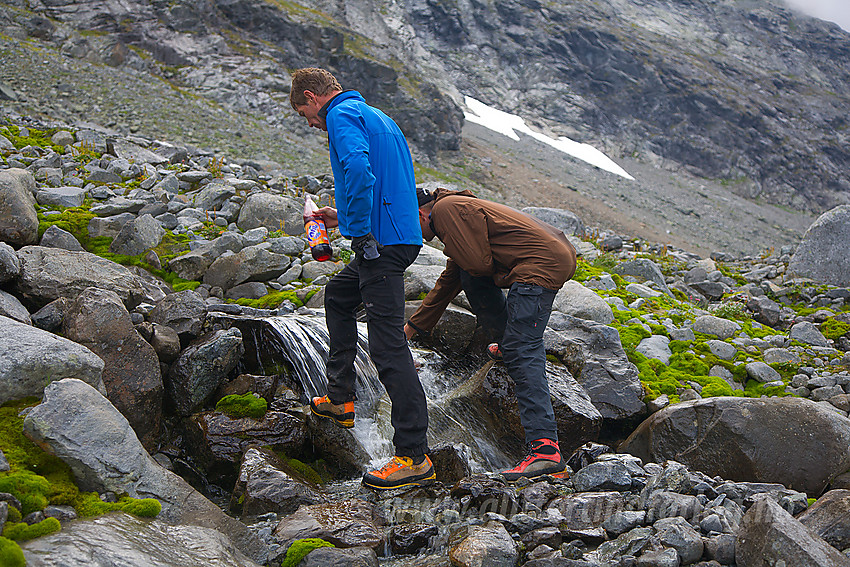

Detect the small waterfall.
xmin=263 ymin=313 xmax=513 ymax=471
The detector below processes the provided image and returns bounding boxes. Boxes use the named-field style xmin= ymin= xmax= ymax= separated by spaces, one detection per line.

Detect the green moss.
xmin=0 ymin=472 xmax=50 ymax=515
xmin=3 ymin=517 xmax=61 ymax=541
xmin=737 ymin=319 xmax=778 ymax=339
xmin=619 ymin=324 xmax=651 ymax=351
xmin=668 ymin=351 xmax=710 ymax=377
xmin=700 ymin=380 xmax=734 ymax=397
xmin=283 ymin=458 xmax=324 ymax=485
xmin=118 ymin=497 xmax=161 ymax=517
xmin=281 ymin=538 xmax=335 ymax=567
xmin=36 ymin=205 xmax=96 ymax=246
xmin=234 ymin=290 xmax=305 ymax=309
xmin=6 ymin=506 xmax=21 ymax=524
xmin=215 ymin=394 xmax=268 ymax=419
xmin=0 ymin=536 xmax=25 ymax=566
xmin=0 ymin=124 xmax=65 ymax=154
xmin=822 ymin=317 xmax=850 ymax=341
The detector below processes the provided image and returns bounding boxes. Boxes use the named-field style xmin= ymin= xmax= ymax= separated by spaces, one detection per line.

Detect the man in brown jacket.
xmin=405 ymin=187 xmax=577 ymax=481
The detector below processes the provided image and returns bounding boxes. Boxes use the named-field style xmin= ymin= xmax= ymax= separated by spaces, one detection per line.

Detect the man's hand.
xmin=404 ymin=323 xmax=417 ymax=340
xmin=316 ymin=206 xmax=338 ymax=228
xmin=351 ymin=233 xmax=381 ymax=260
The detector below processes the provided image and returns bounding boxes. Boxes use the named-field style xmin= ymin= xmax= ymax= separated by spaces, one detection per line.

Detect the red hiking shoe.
xmin=487 ymin=342 xmax=503 ymax=361
xmin=502 ymin=438 xmax=569 ymax=482
xmin=310 ymin=395 xmax=355 ymax=429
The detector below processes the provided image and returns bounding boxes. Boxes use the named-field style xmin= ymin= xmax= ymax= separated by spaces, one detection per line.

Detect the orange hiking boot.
xmin=502 ymin=438 xmax=569 ymax=482
xmin=309 ymin=395 xmax=355 ymax=429
xmin=362 ymin=455 xmax=436 ymax=490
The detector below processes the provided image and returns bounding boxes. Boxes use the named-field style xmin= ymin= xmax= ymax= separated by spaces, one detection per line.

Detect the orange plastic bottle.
xmin=303 ymin=196 xmax=332 ymax=261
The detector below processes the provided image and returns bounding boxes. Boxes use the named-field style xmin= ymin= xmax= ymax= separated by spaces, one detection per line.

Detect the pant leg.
xmin=459 ymin=270 xmax=508 ymax=342
xmin=500 ymin=282 xmax=559 ymax=444
xmin=324 ymin=261 xmax=364 ymax=403
xmin=358 ymin=245 xmax=429 ymax=457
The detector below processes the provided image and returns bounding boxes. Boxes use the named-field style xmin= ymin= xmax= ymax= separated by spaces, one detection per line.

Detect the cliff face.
xmin=2 ymin=0 xmax=848 ymax=212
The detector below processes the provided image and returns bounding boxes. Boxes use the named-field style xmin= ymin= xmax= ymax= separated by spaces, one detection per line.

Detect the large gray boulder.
xmin=797 ymin=489 xmax=850 ymax=551
xmin=236 ymin=192 xmax=302 ymax=236
xmin=0 ymin=168 xmax=38 ymax=247
xmin=22 ymin=378 xmax=268 ymax=563
xmin=35 ymin=186 xmax=88 ymax=208
xmin=87 ymin=212 xmax=136 ymax=238
xmin=404 ymin=301 xmax=479 ymax=355
xmin=521 ymin=206 xmax=585 ymax=236
xmin=203 ymin=245 xmax=291 ymax=291
xmin=109 ymin=213 xmax=165 ymax=256
xmin=273 ymin=499 xmax=383 ymax=549
xmin=620 ymin=396 xmax=850 ymax=496
xmin=61 ymin=287 xmax=163 ymax=450
xmin=736 ymin=497 xmax=850 ymax=567
xmin=166 ymin=328 xmax=244 ymax=416
xmin=39 ymin=224 xmax=85 ymax=252
xmin=788 ymin=205 xmax=850 ymax=286
xmin=190 ymin=181 xmax=235 ymax=212
xmin=0 ymin=315 xmax=105 ymax=404
xmin=546 ymin=313 xmax=645 ymax=421
xmin=0 ymin=289 xmax=30 ymax=324
xmin=21 ymin=513 xmax=262 ymax=567
xmin=403 ymin=264 xmax=449 ymax=300
xmin=148 ymin=289 xmax=208 ymax=340
xmin=553 ymin=280 xmax=614 ymax=324
xmin=15 ymin=246 xmax=147 ymax=308
xmin=0 ymin=241 xmax=20 ymax=282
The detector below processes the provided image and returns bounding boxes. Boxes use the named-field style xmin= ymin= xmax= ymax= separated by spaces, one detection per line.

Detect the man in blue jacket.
xmin=290 ymin=67 xmax=433 ymax=490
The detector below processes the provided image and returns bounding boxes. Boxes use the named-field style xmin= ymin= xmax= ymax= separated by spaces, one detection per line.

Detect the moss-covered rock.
xmin=215 ymin=394 xmax=268 ymax=419
xmin=281 ymin=538 xmax=335 ymax=567
xmin=0 ymin=536 xmax=25 ymax=567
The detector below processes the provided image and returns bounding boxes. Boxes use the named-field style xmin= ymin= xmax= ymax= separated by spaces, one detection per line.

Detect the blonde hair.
xmin=290 ymin=67 xmax=342 ymax=108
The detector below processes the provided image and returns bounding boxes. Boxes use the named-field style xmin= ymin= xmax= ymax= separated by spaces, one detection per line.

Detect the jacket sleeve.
xmin=408 ymin=258 xmax=463 ymax=333
xmin=327 ymin=105 xmax=376 ymax=238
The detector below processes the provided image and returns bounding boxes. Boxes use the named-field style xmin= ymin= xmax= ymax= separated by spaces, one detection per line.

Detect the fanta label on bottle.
xmin=303 ymin=196 xmax=333 ymax=261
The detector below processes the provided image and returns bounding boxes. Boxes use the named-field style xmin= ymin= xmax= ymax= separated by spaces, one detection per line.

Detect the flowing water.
xmin=262 ymin=313 xmax=513 ymax=472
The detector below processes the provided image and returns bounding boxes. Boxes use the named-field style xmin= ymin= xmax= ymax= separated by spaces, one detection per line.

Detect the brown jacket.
xmin=409 ymin=189 xmax=577 ymax=333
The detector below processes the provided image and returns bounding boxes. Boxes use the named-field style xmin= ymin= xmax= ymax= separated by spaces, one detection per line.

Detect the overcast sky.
xmin=783 ymin=0 xmax=850 ymax=32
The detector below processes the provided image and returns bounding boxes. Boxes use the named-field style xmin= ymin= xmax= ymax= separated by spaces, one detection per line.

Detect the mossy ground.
xmin=215 ymin=394 xmax=268 ymax=419
xmin=0 ymin=400 xmax=161 ymax=549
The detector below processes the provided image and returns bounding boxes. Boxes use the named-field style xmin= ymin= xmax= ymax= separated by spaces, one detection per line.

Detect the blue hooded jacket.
xmin=321 ymin=91 xmax=422 ymax=246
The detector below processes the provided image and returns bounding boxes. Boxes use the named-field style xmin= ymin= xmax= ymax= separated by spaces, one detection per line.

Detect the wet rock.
xmin=273 ymin=499 xmax=382 ymax=549
xmin=553 ymin=280 xmax=615 ymax=324
xmin=0 ymin=314 xmax=105 ymax=404
xmin=20 ymin=512 xmax=262 ymax=567
xmin=305 ymin=412 xmax=371 ymax=475
xmin=109 ymin=213 xmax=165 ymax=256
xmin=620 ymin=396 xmax=850 ymax=496
xmin=736 ymin=496 xmax=850 ymax=567
xmin=230 ymin=447 xmax=324 ymax=518
xmin=39 ymin=224 xmax=85 ymax=251
xmin=0 ymin=168 xmax=38 ymax=247
xmin=62 ymin=287 xmax=163 ymax=450
xmin=547 ymin=313 xmax=645 ymax=421
xmin=448 ymin=521 xmax=519 ymax=567
xmin=14 ymin=246 xmax=147 ymax=309
xmin=451 ymin=475 xmax=520 ymax=517
xmin=166 ymin=328 xmax=244 ymax=416
xmin=300 ymin=546 xmax=379 ymax=567
xmin=429 ymin=444 xmax=472 ymax=485
xmin=22 ymin=379 xmax=268 ymax=562
xmin=404 ymin=301 xmax=478 ymax=355
xmin=797 ymin=489 xmax=850 ymax=551
xmin=148 ymin=289 xmax=207 ymax=341
xmin=788 ymin=205 xmax=850 ymax=287
xmin=391 ymin=522 xmax=439 ymax=555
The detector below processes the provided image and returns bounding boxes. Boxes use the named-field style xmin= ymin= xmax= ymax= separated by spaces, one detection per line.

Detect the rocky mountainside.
xmin=1 ymin=0 xmax=849 ymax=217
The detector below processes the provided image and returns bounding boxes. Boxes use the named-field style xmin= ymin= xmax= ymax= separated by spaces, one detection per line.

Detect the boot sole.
xmin=362 ymin=471 xmax=437 ymax=491
xmin=310 ymin=404 xmax=355 ymax=429
xmin=503 ymin=466 xmax=570 ymax=483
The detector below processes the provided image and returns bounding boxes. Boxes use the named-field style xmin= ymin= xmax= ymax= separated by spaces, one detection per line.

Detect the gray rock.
xmin=0 ymin=449 xmax=9 ymax=472
xmin=636 ymin=335 xmax=671 ymax=364
xmin=797 ymin=489 xmax=850 ymax=550
xmin=62 ymin=287 xmax=163 ymax=450
xmin=0 ymin=241 xmax=20 ymax=282
xmin=39 ymin=224 xmax=85 ymax=252
xmin=553 ymin=281 xmax=614 ymax=324
xmin=0 ymin=168 xmax=38 ymax=247
xmin=591 ymin=526 xmax=654 ymax=564
xmin=148 ymin=290 xmax=207 ymax=339
xmin=30 ymin=298 xmax=67 ymax=332
xmin=149 ymin=323 xmax=181 ymax=363
xmin=109 ymin=214 xmax=166 ymax=256
xmin=87 ymin=212 xmax=136 ymax=238
xmin=14 ymin=246 xmax=147 ymax=309
xmin=602 ymin=510 xmax=647 ymax=537
xmin=706 ymin=339 xmax=737 ymax=361
xmin=522 ymin=206 xmax=585 ymax=236
xmin=273 ymin=499 xmax=382 ymax=549
xmin=635 ymin=548 xmax=679 ymax=567
xmin=645 ymin=491 xmax=704 ymax=523
xmin=692 ymin=315 xmax=741 ymax=339
xmin=548 ymin=492 xmax=626 ymax=531
xmin=190 ymin=181 xmax=235 ymax=211
xmin=788 ymin=205 xmax=850 ymax=287
xmin=736 ymin=496 xmax=850 ymax=567
xmin=790 ymin=321 xmax=830 ymax=347
xmin=573 ymin=460 xmax=633 ymax=492
xmin=763 ymin=347 xmax=801 ymax=364
xmin=614 ymin=258 xmax=673 ymax=297
xmin=203 ymin=245 xmax=292 ymax=291
xmin=225 ymin=282 xmax=268 ymax=300
xmin=90 ymin=196 xmax=147 ymax=216
xmin=621 ymin=396 xmax=850 ymax=496
xmin=230 ymin=447 xmax=324 ymax=518
xmin=35 ymin=186 xmax=87 ymax=208
xmin=448 ymin=521 xmax=519 ymax=567
xmin=745 ymin=361 xmax=781 ymax=383
xmin=654 ymin=516 xmax=704 ymax=565
xmin=301 ymin=259 xmax=344 ymax=281
xmin=236 ymin=192 xmax=302 ymax=236
xmin=20 ymin=513 xmax=261 ymax=567
xmin=747 ymin=295 xmax=781 ymax=327
xmin=0 ymin=289 xmax=30 ymax=324
xmin=300 ymin=547 xmax=378 ymax=567
xmin=625 ymin=282 xmax=662 ymax=298
xmin=547 ymin=313 xmax=645 ymax=421
xmin=691 ymin=280 xmax=730 ymax=300
xmin=404 ymin=263 xmax=450 ymax=300
xmin=22 ymin=378 xmax=267 ymax=563
xmin=704 ymin=533 xmax=736 ymax=564
xmin=0 ymin=314 xmax=105 ymax=404
xmin=267 ymin=235 xmax=306 ymax=256
xmin=166 ymin=328 xmax=244 ymax=416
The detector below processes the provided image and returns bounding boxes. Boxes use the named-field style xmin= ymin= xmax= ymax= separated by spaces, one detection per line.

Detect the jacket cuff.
xmin=407 ymin=319 xmax=429 ymax=337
